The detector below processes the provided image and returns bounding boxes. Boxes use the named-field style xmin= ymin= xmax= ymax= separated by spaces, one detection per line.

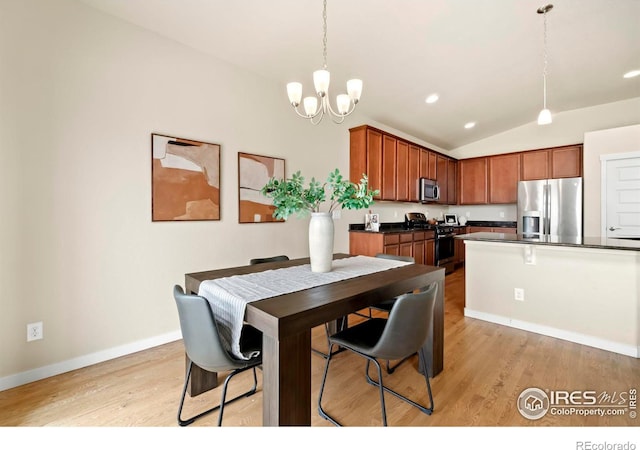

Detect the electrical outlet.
xmin=332 ymin=209 xmax=341 ymax=219
xmin=27 ymin=322 xmax=43 ymax=342
xmin=500 ymin=211 xmax=505 ymax=218
xmin=514 ymin=288 xmax=525 ymax=302
xmin=466 ymin=212 xmax=471 ymax=217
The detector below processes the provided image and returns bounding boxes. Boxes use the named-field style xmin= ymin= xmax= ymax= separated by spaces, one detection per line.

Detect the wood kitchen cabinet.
xmin=420 ymin=149 xmax=437 ymax=181
xmin=396 ymin=140 xmax=410 ymax=201
xmin=454 ymin=226 xmax=467 ymax=267
xmin=408 ymin=145 xmax=421 ymax=202
xmin=382 ymin=134 xmax=397 ymax=200
xmin=447 ymin=159 xmax=457 ymax=205
xmin=349 ymin=230 xmax=436 ymax=265
xmin=459 ymin=157 xmax=488 ymax=204
xmin=488 ymin=153 xmax=520 ymax=204
xmin=521 ymin=144 xmax=583 ymax=180
xmin=350 ymin=126 xmax=382 ymax=200
xmin=351 ymin=125 xmax=429 ymax=203
xmin=436 ymin=155 xmax=448 ymax=205
xmin=425 ymin=239 xmax=435 ymax=266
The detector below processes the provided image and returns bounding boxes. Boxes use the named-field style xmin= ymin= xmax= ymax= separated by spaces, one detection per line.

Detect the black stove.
xmin=404 ymin=212 xmax=433 ymax=229
xmin=405 ymin=213 xmax=454 ymax=235
xmin=406 ymin=213 xmax=455 ymax=274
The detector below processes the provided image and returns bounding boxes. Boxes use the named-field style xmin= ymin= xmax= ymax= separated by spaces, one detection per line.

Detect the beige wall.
xmin=0 ymin=0 xmax=360 ymax=386
xmin=464 ymin=241 xmax=639 ymax=357
xmin=583 ymin=124 xmax=640 ymax=236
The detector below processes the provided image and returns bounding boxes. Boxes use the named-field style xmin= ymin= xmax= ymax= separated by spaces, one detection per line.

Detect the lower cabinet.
xmin=349 ymin=231 xmax=436 ymax=265
xmin=454 ymin=227 xmax=467 ymax=267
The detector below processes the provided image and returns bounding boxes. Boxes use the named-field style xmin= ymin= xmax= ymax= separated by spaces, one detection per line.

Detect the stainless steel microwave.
xmin=419 ymin=177 xmax=440 ymax=202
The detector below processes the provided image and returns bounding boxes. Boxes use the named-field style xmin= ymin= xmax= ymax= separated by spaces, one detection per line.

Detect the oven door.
xmin=435 ymin=233 xmax=455 ymax=273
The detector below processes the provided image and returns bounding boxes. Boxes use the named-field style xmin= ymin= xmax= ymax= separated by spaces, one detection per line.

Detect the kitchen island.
xmin=457 ymin=232 xmax=639 ymax=358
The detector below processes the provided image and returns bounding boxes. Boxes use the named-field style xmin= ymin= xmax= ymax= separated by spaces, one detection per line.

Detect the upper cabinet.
xmin=349 ymin=125 xmax=457 ymax=205
xmin=381 ymin=134 xmax=397 ymax=200
xmin=460 ymin=144 xmax=582 ymax=205
xmin=350 ymin=126 xmax=382 ymax=200
xmin=408 ymin=145 xmax=421 ymax=202
xmin=521 ymin=144 xmax=583 ymax=180
xmin=350 ymin=125 xmax=581 ymax=207
xmin=396 ymin=140 xmax=410 ymax=201
xmin=488 ymin=153 xmax=521 ymax=204
xmin=459 ymin=157 xmax=488 ymax=204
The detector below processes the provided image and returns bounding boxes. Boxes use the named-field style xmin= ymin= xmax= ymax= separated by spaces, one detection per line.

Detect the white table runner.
xmin=198 ymin=255 xmax=412 ymax=360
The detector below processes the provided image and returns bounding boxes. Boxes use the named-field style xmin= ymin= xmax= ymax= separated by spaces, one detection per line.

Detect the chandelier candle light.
xmin=286 ymin=0 xmax=362 ymax=124
xmin=537 ymin=4 xmax=553 ymax=125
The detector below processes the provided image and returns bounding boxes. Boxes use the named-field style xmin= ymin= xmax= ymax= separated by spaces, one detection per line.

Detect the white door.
xmin=603 ymin=156 xmax=640 ymax=238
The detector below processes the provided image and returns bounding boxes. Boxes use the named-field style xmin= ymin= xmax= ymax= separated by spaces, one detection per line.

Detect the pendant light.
xmin=537 ymin=4 xmax=553 ymax=125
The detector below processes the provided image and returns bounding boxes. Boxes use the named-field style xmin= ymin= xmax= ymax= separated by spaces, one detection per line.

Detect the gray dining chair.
xmin=249 ymin=255 xmax=290 ymax=265
xmin=369 ymin=253 xmax=416 ymax=373
xmin=317 ymin=282 xmax=438 ymax=426
xmin=173 ymin=285 xmax=262 ymax=426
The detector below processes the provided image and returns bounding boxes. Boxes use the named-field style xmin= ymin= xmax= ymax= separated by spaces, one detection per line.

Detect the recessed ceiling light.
xmin=464 ymin=122 xmax=476 ymax=129
xmin=425 ymin=94 xmax=439 ymax=104
xmin=623 ymin=70 xmax=640 ymax=79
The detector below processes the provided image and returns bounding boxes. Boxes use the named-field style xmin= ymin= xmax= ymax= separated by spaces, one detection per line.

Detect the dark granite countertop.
xmin=348 ymin=220 xmax=516 ymax=234
xmin=456 ymin=232 xmax=640 ymax=251
xmin=465 ymin=221 xmax=517 ymax=228
xmin=349 ymin=222 xmax=433 ymax=234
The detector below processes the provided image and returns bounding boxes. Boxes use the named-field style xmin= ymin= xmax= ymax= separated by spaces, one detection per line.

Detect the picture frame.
xmin=365 ymin=213 xmax=380 ymax=232
xmin=238 ymin=152 xmax=285 ymax=223
xmin=151 ymin=133 xmax=221 ymax=221
xmin=444 ymin=213 xmax=458 ymax=225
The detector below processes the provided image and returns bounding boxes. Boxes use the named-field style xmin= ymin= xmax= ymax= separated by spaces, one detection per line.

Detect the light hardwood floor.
xmin=0 ymin=268 xmax=638 ymax=427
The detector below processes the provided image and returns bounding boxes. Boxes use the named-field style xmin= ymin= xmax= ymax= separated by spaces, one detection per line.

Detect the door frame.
xmin=600 ymin=151 xmax=640 ymax=237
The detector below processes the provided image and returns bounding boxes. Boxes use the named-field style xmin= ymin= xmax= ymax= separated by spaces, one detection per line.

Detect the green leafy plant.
xmin=261 ymin=168 xmax=379 ymax=220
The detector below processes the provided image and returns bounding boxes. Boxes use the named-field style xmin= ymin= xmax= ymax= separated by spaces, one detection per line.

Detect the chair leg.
xmin=317 ymin=343 xmax=342 ymax=427
xmin=177 ymin=363 xmax=259 ymax=427
xmin=365 ymin=353 xmax=433 ymax=418
xmin=418 ymin=348 xmax=435 ymax=412
xmin=385 ymin=352 xmax=415 ymax=374
xmin=366 ymin=359 xmax=388 ymax=426
xmin=312 ymin=319 xmax=347 ymax=359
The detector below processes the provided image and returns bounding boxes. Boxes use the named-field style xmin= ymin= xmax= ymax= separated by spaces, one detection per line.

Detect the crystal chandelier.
xmin=537 ymin=4 xmax=553 ymax=125
xmin=286 ymin=0 xmax=363 ymax=124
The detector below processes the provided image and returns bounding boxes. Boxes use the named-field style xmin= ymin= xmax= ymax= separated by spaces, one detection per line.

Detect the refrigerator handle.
xmin=544 ymin=183 xmax=551 ymax=235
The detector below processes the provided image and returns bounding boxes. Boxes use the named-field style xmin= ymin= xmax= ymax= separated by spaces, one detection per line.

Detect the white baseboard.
xmin=0 ymin=330 xmax=183 ymax=392
xmin=464 ymin=308 xmax=639 ymax=358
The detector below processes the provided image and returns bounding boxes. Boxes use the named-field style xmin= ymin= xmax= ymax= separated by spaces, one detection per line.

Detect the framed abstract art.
xmin=238 ymin=152 xmax=285 ymax=223
xmin=151 ymin=133 xmax=220 ymax=221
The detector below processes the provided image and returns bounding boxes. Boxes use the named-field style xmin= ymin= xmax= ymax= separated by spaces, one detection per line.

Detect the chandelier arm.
xmin=310 ymin=108 xmax=325 ymax=125
xmin=291 ymin=106 xmax=315 ymax=119
xmin=292 ymin=100 xmax=324 ymax=120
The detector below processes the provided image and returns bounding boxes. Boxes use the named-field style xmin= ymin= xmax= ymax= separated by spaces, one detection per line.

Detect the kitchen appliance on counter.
xmin=517 ymin=177 xmax=583 ymax=238
xmin=405 ymin=213 xmax=456 ymax=273
xmin=405 ymin=212 xmax=431 ymax=229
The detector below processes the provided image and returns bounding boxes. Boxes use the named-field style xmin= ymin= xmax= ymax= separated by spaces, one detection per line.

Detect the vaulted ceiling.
xmin=78 ymin=0 xmax=640 ymax=150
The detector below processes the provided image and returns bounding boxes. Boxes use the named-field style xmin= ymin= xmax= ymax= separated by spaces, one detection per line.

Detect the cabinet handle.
xmin=608 ymin=226 xmax=621 ymax=231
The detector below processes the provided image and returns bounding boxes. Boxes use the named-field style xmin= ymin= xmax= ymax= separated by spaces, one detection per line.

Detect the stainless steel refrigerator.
xmin=517 ymin=177 xmax=583 ymax=237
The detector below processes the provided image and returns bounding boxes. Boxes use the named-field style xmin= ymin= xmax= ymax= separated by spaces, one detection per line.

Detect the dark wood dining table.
xmin=184 ymin=253 xmax=445 ymax=426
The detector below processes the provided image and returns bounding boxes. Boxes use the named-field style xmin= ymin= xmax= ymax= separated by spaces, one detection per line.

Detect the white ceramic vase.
xmin=309 ymin=212 xmax=334 ymax=273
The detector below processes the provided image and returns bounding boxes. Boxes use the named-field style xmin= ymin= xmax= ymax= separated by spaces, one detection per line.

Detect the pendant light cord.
xmin=322 ymin=0 xmax=328 ymax=70
xmin=542 ymin=9 xmax=548 ymax=108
